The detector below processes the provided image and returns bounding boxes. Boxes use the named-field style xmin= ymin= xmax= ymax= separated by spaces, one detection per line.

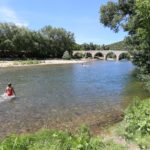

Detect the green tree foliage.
xmin=40 ymin=26 xmax=75 ymax=58
xmin=74 ymin=41 xmax=127 ymax=51
xmin=73 ymin=43 xmax=102 ymax=51
xmin=0 ymin=23 xmax=75 ymax=59
xmin=100 ymin=0 xmax=135 ymax=33
xmin=106 ymin=41 xmax=126 ymax=50
xmin=101 ymin=44 xmax=109 ymax=50
xmin=100 ymin=0 xmax=150 ymax=90
xmin=132 ymin=0 xmax=150 ymax=73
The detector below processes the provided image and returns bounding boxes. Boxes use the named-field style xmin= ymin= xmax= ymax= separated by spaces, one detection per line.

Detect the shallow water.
xmin=0 ymin=61 xmax=149 ymax=138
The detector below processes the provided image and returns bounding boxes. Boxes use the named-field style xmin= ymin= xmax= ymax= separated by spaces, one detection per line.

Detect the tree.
xmin=133 ymin=0 xmax=150 ymax=73
xmin=0 ymin=23 xmax=18 ymax=51
xmin=0 ymin=23 xmax=75 ymax=59
xmin=1 ymin=39 xmax=14 ymax=50
xmin=101 ymin=44 xmax=109 ymax=50
xmin=41 ymin=26 xmax=75 ymax=58
xmin=100 ymin=0 xmax=150 ymax=73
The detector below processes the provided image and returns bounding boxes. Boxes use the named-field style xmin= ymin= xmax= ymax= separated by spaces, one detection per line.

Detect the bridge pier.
xmin=103 ymin=54 xmax=106 ymax=60
xmin=116 ymin=55 xmax=119 ymax=61
xmin=92 ymin=53 xmax=95 ymax=59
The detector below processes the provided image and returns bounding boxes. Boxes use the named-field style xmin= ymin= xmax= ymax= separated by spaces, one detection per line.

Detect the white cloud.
xmin=0 ymin=6 xmax=28 ymax=27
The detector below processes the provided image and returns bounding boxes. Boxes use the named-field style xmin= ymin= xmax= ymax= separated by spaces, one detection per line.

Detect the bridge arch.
xmin=94 ymin=52 xmax=104 ymax=59
xmin=85 ymin=52 xmax=92 ymax=58
xmin=118 ymin=52 xmax=130 ymax=60
xmin=105 ymin=52 xmax=117 ymax=60
xmin=73 ymin=52 xmax=84 ymax=59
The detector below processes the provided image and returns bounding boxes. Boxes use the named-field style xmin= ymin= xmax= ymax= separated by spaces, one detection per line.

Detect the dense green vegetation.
xmin=74 ymin=43 xmax=110 ymax=50
xmin=117 ymin=98 xmax=150 ymax=149
xmin=75 ymin=42 xmax=128 ymax=51
xmin=74 ymin=43 xmax=100 ymax=50
xmin=0 ymin=22 xmax=125 ymax=60
xmin=75 ymin=40 xmax=130 ymax=51
xmin=100 ymin=0 xmax=150 ymax=91
xmin=0 ymin=126 xmax=126 ymax=150
xmin=0 ymin=23 xmax=75 ymax=59
xmin=106 ymin=41 xmax=125 ymax=50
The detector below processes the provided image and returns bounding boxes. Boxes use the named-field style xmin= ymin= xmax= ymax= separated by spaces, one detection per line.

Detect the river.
xmin=0 ymin=60 xmax=149 ymax=138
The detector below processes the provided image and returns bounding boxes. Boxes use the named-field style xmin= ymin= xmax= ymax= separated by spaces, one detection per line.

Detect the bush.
xmin=62 ymin=51 xmax=71 ymax=60
xmin=123 ymin=97 xmax=150 ymax=149
xmin=138 ymin=74 xmax=150 ymax=92
xmin=125 ymin=98 xmax=150 ymax=136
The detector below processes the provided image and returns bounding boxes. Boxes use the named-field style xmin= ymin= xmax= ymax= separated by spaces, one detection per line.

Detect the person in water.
xmin=5 ymin=83 xmax=16 ymax=96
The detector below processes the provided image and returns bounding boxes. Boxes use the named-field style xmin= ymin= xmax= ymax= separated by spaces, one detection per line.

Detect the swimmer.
xmin=5 ymin=83 xmax=16 ymax=96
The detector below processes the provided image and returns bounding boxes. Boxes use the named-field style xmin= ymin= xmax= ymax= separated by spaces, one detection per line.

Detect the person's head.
xmin=8 ymin=83 xmax=12 ymax=87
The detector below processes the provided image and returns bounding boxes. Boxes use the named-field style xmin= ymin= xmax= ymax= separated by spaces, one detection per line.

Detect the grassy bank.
xmin=0 ymin=126 xmax=126 ymax=150
xmin=0 ymin=97 xmax=149 ymax=150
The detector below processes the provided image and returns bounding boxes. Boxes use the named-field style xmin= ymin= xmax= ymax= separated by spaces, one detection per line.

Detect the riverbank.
xmin=0 ymin=126 xmax=127 ymax=150
xmin=0 ymin=59 xmax=89 ymax=67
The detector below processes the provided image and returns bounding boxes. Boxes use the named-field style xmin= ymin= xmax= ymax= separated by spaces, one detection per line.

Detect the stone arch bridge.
xmin=72 ymin=50 xmax=130 ymax=61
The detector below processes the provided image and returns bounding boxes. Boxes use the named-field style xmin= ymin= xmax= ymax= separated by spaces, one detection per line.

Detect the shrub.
xmin=62 ymin=51 xmax=71 ymax=60
xmin=123 ymin=97 xmax=150 ymax=149
xmin=125 ymin=98 xmax=150 ymax=136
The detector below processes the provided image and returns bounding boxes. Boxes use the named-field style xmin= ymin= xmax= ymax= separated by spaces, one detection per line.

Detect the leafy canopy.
xmin=100 ymin=0 xmax=150 ymax=74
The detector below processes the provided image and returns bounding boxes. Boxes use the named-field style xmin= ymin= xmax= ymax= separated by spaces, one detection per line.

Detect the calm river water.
xmin=0 ymin=61 xmax=149 ymax=138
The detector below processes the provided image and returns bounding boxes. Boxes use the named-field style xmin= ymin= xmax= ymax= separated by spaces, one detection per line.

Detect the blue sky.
xmin=0 ymin=0 xmax=127 ymax=45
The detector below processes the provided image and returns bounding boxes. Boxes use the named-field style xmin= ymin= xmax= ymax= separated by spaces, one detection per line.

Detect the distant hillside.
xmin=106 ymin=41 xmax=126 ymax=50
